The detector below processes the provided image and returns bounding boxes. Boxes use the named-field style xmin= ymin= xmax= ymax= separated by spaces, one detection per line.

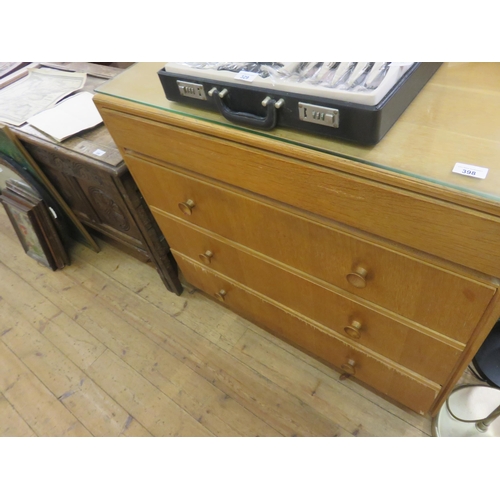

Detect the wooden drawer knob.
xmin=344 ymin=320 xmax=362 ymax=340
xmin=178 ymin=199 xmax=195 ymax=215
xmin=199 ymin=250 xmax=214 ymax=264
xmin=340 ymin=359 xmax=356 ymax=376
xmin=346 ymin=266 xmax=368 ymax=288
xmin=215 ymin=289 xmax=227 ymax=302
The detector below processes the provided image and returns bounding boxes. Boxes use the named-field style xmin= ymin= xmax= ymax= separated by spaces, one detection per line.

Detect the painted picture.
xmin=0 ymin=192 xmax=56 ymax=270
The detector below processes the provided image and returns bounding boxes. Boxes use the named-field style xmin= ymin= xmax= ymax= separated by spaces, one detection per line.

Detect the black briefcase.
xmin=158 ymin=62 xmax=441 ymax=145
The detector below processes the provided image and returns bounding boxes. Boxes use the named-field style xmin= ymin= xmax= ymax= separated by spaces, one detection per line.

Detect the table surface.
xmin=95 ymin=62 xmax=500 ymax=203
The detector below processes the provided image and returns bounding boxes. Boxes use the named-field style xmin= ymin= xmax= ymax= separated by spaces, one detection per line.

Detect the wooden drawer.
xmin=101 ymin=108 xmax=500 ymax=278
xmin=158 ymin=211 xmax=462 ymax=384
xmin=124 ymin=153 xmax=495 ymax=344
xmin=175 ymin=252 xmax=440 ymax=415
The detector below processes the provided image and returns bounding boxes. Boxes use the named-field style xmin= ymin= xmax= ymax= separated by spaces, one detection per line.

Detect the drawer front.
xmin=101 ymin=108 xmax=500 ymax=277
xmin=160 ymin=212 xmax=462 ymax=384
xmin=175 ymin=253 xmax=440 ymax=415
xmin=124 ymin=154 xmax=495 ymax=344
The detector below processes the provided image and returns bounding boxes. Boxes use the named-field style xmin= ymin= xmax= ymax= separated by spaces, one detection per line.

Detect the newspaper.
xmin=0 ymin=68 xmax=86 ymax=126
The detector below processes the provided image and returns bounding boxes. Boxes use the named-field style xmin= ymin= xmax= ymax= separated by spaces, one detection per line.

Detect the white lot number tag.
xmin=235 ymin=71 xmax=257 ymax=83
xmin=452 ymin=163 xmax=488 ymax=179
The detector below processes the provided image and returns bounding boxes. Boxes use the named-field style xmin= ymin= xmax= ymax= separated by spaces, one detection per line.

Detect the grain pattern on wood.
xmin=0 ymin=393 xmax=36 ymax=437
xmin=0 ymin=298 xmax=150 ymax=437
xmin=85 ymin=349 xmax=213 ymax=437
xmin=0 ymin=342 xmax=91 ymax=437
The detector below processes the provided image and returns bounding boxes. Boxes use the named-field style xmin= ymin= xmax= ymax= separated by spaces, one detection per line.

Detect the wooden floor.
xmin=0 ymin=207 xmax=462 ymax=437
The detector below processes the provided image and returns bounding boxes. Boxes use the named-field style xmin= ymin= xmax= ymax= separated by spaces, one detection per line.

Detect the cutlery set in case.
xmin=158 ymin=62 xmax=441 ymax=145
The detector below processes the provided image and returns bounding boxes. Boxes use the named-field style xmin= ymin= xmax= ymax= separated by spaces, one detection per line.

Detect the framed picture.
xmin=1 ymin=189 xmax=57 ymax=269
xmin=4 ymin=179 xmax=70 ymax=269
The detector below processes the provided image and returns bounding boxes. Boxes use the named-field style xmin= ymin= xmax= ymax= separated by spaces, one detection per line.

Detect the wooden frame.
xmin=1 ymin=188 xmax=58 ymax=270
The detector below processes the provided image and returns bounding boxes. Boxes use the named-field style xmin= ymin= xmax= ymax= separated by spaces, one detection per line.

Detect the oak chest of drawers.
xmin=94 ymin=62 xmax=500 ymax=416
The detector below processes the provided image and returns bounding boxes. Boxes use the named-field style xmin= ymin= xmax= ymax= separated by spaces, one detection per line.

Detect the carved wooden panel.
xmin=87 ymin=186 xmax=131 ymax=231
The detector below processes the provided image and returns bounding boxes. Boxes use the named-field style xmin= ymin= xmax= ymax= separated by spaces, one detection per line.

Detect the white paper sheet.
xmin=27 ymin=91 xmax=103 ymax=142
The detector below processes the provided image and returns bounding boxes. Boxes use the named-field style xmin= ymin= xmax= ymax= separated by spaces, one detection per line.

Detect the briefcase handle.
xmin=209 ymin=88 xmax=283 ymax=130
